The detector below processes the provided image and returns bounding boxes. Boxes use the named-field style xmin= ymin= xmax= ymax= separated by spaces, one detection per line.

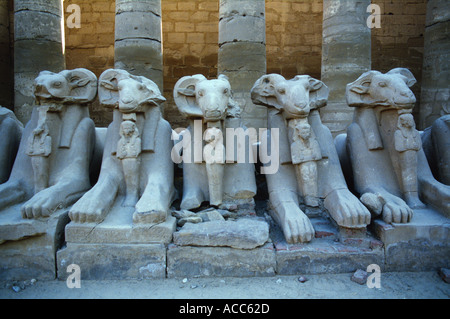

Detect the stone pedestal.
xmin=272 ymin=216 xmax=385 ymax=275
xmin=0 ymin=205 xmax=70 ymax=280
xmin=168 ymin=216 xmax=274 ymax=277
xmin=321 ymin=0 xmax=371 ymax=136
xmin=167 ymin=244 xmax=276 ymax=278
xmin=58 ymin=198 xmax=176 ymax=280
xmin=371 ymin=208 xmax=450 ymax=271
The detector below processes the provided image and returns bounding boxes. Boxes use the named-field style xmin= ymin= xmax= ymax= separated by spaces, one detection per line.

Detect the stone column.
xmin=218 ymin=0 xmax=266 ymax=130
xmin=115 ymin=0 xmax=163 ymax=91
xmin=419 ymin=0 xmax=450 ymax=129
xmin=0 ymin=0 xmax=12 ymax=109
xmin=14 ymin=0 xmax=66 ymax=124
xmin=321 ymin=0 xmax=371 ymax=136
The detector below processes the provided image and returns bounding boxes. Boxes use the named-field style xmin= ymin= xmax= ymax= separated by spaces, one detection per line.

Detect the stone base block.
xmin=57 ymin=243 xmax=166 ymax=280
xmin=0 ymin=205 xmax=70 ymax=280
xmin=65 ymin=203 xmax=176 ymax=245
xmin=173 ymin=218 xmax=269 ymax=249
xmin=273 ymin=217 xmax=385 ymax=275
xmin=370 ymin=208 xmax=450 ymax=271
xmin=167 ymin=244 xmax=276 ymax=278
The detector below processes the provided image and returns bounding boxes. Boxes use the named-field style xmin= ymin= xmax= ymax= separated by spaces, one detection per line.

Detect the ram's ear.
xmin=387 ymin=68 xmax=417 ymax=87
xmin=308 ymin=76 xmax=329 ymax=109
xmin=226 ymin=96 xmax=241 ymax=118
xmin=173 ymin=74 xmax=206 ymax=118
xmin=60 ymin=68 xmax=98 ymax=104
xmin=98 ymin=69 xmax=129 ymax=108
xmin=346 ymin=70 xmax=381 ymax=107
xmin=250 ymin=74 xmax=286 ymax=110
xmin=218 ymin=74 xmax=229 ymax=82
xmin=137 ymin=76 xmax=166 ymax=107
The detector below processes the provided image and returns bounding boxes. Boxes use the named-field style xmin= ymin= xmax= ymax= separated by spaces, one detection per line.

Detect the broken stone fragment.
xmin=198 ymin=209 xmax=226 ymax=222
xmin=173 ymin=218 xmax=269 ymax=249
xmin=177 ymin=216 xmax=203 ymax=227
xmin=172 ymin=210 xmax=197 ymax=220
xmin=351 ymin=269 xmax=368 ymax=285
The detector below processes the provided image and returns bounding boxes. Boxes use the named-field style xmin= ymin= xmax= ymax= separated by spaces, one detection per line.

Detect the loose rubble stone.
xmin=351 ymin=269 xmax=368 ymax=285
xmin=298 ymin=276 xmax=308 ymax=283
xmin=173 ymin=218 xmax=269 ymax=249
xmin=178 ymin=216 xmax=203 ymax=227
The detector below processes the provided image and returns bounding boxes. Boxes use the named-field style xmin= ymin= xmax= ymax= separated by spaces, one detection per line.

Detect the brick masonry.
xmin=19 ymin=0 xmax=427 ymax=129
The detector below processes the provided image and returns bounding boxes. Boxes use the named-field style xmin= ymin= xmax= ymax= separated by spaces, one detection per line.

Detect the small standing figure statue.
xmin=26 ymin=106 xmax=52 ymax=194
xmin=203 ymin=123 xmax=225 ymax=207
xmin=290 ymin=120 xmax=322 ymax=207
xmin=117 ymin=119 xmax=142 ymax=207
xmin=394 ymin=113 xmax=425 ymax=208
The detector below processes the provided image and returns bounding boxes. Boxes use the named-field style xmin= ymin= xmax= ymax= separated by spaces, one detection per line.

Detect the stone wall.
xmin=17 ymin=0 xmax=428 ymax=129
xmin=419 ymin=0 xmax=449 ymax=129
xmin=162 ymin=0 xmax=219 ymax=129
xmin=266 ymin=0 xmax=323 ymax=80
xmin=0 ymin=0 xmax=13 ymax=110
xmin=371 ymin=0 xmax=427 ymax=127
xmin=64 ymin=0 xmax=115 ymax=127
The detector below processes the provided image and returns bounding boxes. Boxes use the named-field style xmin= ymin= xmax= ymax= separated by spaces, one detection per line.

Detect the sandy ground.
xmin=1 ymin=271 xmax=449 ymax=299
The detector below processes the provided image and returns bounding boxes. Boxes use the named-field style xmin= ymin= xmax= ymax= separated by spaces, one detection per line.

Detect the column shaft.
xmin=115 ymin=0 xmax=163 ymax=91
xmin=14 ymin=0 xmax=65 ymax=124
xmin=218 ymin=0 xmax=267 ymax=130
xmin=321 ymin=0 xmax=371 ymax=136
xmin=419 ymin=0 xmax=450 ymax=129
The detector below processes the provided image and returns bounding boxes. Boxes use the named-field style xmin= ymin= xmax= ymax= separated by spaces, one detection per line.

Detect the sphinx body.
xmin=173 ymin=74 xmax=256 ymax=210
xmin=69 ymin=69 xmax=175 ymax=224
xmin=337 ymin=68 xmax=450 ymax=222
xmin=0 ymin=69 xmax=97 ymax=218
xmin=0 ymin=106 xmax=23 ymax=184
xmin=421 ymin=115 xmax=450 ymax=186
xmin=251 ymin=74 xmax=371 ymax=243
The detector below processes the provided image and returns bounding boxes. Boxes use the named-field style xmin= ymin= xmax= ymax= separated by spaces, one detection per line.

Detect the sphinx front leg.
xmin=266 ymin=164 xmax=315 ymax=243
xmin=30 ymin=156 xmax=50 ymax=194
xmin=133 ymin=180 xmax=175 ymax=224
xmin=21 ymin=178 xmax=90 ymax=219
xmin=121 ymin=158 xmax=141 ymax=207
xmin=0 ymin=179 xmax=28 ymax=209
xmin=68 ymin=174 xmax=120 ymax=223
xmin=324 ymin=188 xmax=372 ymax=228
xmin=417 ymin=149 xmax=450 ymax=216
xmin=180 ymin=162 xmax=206 ymax=210
xmin=269 ymin=189 xmax=315 ymax=244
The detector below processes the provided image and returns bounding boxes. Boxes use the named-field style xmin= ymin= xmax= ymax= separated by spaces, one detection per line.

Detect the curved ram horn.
xmin=59 ymin=68 xmax=98 ymax=104
xmin=173 ymin=74 xmax=207 ymax=118
xmin=98 ymin=69 xmax=130 ymax=108
xmin=387 ymin=68 xmax=417 ymax=88
xmin=250 ymin=74 xmax=286 ymax=110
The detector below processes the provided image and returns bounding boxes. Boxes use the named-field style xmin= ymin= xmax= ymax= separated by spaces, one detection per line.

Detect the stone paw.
xmin=133 ymin=209 xmax=167 ymax=224
xmin=281 ymin=209 xmax=315 ymax=244
xmin=324 ymin=189 xmax=371 ymax=228
xmin=21 ymin=190 xmax=63 ymax=219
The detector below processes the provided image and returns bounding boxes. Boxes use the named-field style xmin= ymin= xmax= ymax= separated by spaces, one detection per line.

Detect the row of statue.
xmin=0 ymin=67 xmax=448 ymax=244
